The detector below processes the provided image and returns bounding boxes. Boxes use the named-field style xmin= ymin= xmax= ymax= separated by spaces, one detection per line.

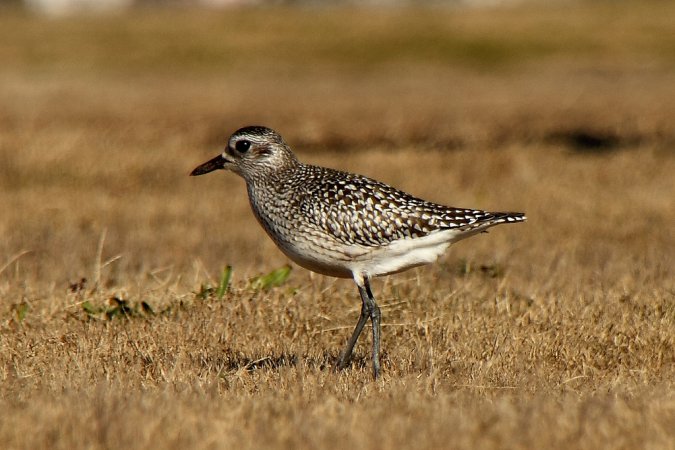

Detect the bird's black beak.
xmin=190 ymin=154 xmax=226 ymax=176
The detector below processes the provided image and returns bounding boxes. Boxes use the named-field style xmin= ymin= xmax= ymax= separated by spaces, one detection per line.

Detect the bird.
xmin=190 ymin=126 xmax=526 ymax=379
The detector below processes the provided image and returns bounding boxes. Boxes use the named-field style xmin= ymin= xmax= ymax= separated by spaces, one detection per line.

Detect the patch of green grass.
xmin=195 ymin=265 xmax=233 ymax=300
xmin=81 ymin=297 xmax=154 ymax=320
xmin=248 ymin=265 xmax=292 ymax=291
xmin=195 ymin=265 xmax=290 ymax=300
xmin=11 ymin=301 xmax=29 ymax=323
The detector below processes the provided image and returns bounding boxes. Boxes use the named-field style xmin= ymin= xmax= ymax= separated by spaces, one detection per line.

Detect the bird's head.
xmin=190 ymin=126 xmax=297 ymax=182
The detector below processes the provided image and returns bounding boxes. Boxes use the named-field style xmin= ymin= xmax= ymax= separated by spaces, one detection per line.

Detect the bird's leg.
xmin=362 ymin=277 xmax=381 ymax=379
xmin=336 ymin=295 xmax=369 ymax=371
xmin=336 ymin=275 xmax=382 ymax=379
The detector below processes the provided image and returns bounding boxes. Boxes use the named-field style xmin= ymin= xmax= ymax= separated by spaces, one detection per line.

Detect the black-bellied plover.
xmin=191 ymin=126 xmax=526 ymax=379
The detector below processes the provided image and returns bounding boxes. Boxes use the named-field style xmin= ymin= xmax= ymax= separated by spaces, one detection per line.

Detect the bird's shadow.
xmin=212 ymin=348 xmax=372 ymax=374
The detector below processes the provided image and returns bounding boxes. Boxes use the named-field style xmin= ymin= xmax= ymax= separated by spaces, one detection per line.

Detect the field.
xmin=1 ymin=2 xmax=674 ymax=448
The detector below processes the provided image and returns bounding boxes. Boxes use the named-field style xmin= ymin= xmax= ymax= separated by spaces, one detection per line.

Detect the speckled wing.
xmin=298 ymin=166 xmax=524 ymax=248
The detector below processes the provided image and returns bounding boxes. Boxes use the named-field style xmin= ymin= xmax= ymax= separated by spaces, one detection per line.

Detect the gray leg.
xmin=363 ymin=278 xmax=382 ymax=379
xmin=336 ymin=298 xmax=369 ymax=371
xmin=336 ymin=276 xmax=382 ymax=379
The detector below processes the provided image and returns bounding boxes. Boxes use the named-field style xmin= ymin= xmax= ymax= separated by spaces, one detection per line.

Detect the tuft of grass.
xmin=249 ymin=265 xmax=292 ymax=291
xmin=195 ymin=265 xmax=233 ymax=300
xmin=216 ymin=265 xmax=232 ymax=299
xmin=12 ymin=301 xmax=29 ymax=323
xmin=81 ymin=297 xmax=151 ymax=320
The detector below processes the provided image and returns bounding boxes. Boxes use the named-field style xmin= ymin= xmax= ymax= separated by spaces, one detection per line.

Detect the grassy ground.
xmin=0 ymin=2 xmax=674 ymax=449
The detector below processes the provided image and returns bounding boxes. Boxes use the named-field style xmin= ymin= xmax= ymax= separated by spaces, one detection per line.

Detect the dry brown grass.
xmin=1 ymin=2 xmax=674 ymax=449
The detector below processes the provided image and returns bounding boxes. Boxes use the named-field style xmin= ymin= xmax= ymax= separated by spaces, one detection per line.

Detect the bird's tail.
xmin=490 ymin=211 xmax=527 ymax=225
xmin=452 ymin=211 xmax=526 ymax=242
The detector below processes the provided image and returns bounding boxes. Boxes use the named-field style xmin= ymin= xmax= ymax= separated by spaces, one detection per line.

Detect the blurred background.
xmin=0 ymin=0 xmax=673 ymax=288
xmin=20 ymin=0 xmax=552 ymax=17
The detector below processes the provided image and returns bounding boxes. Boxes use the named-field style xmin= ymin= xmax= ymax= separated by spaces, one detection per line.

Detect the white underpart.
xmin=351 ymin=228 xmax=466 ymax=278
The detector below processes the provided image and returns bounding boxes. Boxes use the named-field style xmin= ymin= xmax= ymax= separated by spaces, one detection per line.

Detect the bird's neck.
xmin=244 ymin=161 xmax=303 ymax=197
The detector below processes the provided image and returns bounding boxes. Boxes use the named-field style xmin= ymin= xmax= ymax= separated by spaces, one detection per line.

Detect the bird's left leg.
xmin=358 ymin=275 xmax=381 ymax=379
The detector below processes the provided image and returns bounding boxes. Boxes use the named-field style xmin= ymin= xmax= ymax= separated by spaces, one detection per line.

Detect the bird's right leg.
xmin=336 ymin=294 xmax=370 ymax=371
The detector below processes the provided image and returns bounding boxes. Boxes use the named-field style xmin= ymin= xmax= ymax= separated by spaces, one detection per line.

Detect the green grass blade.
xmin=216 ymin=265 xmax=233 ymax=300
xmin=14 ymin=302 xmax=28 ymax=322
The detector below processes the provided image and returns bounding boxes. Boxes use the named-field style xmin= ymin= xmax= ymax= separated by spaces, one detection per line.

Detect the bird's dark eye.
xmin=235 ymin=140 xmax=251 ymax=153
